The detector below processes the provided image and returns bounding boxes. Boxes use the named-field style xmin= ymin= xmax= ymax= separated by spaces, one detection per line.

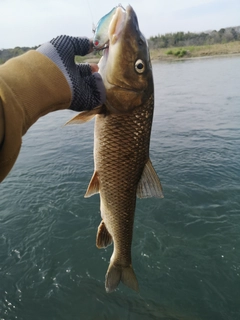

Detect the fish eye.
xmin=135 ymin=59 xmax=145 ymax=74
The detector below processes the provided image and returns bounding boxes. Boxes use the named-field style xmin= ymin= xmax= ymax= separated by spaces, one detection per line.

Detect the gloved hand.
xmin=37 ymin=35 xmax=106 ymax=111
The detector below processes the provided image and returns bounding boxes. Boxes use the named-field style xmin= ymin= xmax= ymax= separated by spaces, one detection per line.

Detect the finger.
xmin=88 ymin=39 xmax=94 ymax=53
xmin=76 ymin=63 xmax=99 ymax=78
xmin=49 ymin=35 xmax=91 ymax=57
xmin=69 ymin=36 xmax=92 ymax=56
xmin=92 ymin=73 xmax=106 ymax=105
xmin=89 ymin=63 xmax=99 ymax=73
xmin=84 ymin=73 xmax=106 ymax=106
xmin=76 ymin=63 xmax=92 ymax=78
xmin=70 ymin=72 xmax=106 ymax=111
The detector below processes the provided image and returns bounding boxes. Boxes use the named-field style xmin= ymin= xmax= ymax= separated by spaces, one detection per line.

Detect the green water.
xmin=0 ymin=56 xmax=240 ymax=320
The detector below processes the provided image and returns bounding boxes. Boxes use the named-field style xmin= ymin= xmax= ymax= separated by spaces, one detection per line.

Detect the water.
xmin=1 ymin=55 xmax=240 ymax=320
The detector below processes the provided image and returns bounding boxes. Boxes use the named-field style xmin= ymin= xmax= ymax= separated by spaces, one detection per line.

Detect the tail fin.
xmin=105 ymin=263 xmax=139 ymax=293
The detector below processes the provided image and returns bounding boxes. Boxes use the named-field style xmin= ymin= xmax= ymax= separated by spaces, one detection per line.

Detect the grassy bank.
xmin=150 ymin=40 xmax=240 ymax=61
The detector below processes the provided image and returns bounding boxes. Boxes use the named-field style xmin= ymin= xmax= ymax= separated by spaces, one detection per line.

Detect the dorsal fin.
xmin=137 ymin=159 xmax=164 ymax=198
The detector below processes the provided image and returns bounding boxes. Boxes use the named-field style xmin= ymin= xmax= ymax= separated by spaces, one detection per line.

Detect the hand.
xmin=37 ymin=35 xmax=106 ymax=111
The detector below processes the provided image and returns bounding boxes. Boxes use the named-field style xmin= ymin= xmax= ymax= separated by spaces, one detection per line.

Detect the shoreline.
xmin=151 ymin=52 xmax=240 ymax=63
xmin=81 ymin=40 xmax=240 ymax=64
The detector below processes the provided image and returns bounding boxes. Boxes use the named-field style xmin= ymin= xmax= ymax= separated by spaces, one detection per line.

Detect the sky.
xmin=0 ymin=0 xmax=239 ymax=48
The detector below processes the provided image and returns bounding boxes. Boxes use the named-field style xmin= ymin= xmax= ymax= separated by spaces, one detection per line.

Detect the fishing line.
xmin=85 ymin=0 xmax=96 ymax=33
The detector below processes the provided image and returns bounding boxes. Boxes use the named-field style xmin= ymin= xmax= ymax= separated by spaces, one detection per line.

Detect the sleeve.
xmin=0 ymin=50 xmax=72 ymax=182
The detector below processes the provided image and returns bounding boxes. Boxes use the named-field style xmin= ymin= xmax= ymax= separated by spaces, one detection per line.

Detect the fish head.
xmin=98 ymin=5 xmax=153 ymax=113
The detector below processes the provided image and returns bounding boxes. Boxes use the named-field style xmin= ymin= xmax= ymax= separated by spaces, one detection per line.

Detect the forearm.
xmin=0 ymin=50 xmax=71 ymax=182
xmin=0 ymin=102 xmax=3 ymax=147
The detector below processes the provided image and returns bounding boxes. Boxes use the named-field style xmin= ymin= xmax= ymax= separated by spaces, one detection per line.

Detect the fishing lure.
xmin=93 ymin=4 xmax=125 ymax=50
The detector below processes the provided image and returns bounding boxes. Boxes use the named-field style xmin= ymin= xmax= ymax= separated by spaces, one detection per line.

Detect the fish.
xmin=66 ymin=5 xmax=163 ymax=293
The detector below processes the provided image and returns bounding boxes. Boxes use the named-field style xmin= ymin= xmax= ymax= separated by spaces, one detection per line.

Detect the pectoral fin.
xmin=65 ymin=106 xmax=102 ymax=125
xmin=137 ymin=159 xmax=164 ymax=199
xmin=84 ymin=172 xmax=100 ymax=198
xmin=96 ymin=221 xmax=112 ymax=249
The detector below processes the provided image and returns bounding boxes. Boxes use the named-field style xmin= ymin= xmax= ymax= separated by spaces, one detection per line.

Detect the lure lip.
xmin=94 ymin=44 xmax=109 ymax=52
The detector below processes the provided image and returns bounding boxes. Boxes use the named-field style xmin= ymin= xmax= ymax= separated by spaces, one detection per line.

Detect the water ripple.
xmin=1 ymin=57 xmax=240 ymax=319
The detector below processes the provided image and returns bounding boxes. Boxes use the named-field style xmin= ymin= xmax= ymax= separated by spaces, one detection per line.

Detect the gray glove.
xmin=37 ymin=35 xmax=106 ymax=111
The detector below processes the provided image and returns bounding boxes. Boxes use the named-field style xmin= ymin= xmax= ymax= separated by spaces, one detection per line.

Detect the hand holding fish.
xmin=0 ymin=35 xmax=106 ymax=182
xmin=37 ymin=35 xmax=106 ymax=111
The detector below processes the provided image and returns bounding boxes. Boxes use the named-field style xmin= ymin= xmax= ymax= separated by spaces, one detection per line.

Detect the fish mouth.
xmin=108 ymin=6 xmax=127 ymax=45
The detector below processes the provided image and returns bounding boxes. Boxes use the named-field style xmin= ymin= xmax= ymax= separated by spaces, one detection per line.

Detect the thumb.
xmin=76 ymin=63 xmax=99 ymax=78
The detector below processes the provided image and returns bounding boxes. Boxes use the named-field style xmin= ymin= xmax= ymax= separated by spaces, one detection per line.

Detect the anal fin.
xmin=137 ymin=158 xmax=164 ymax=199
xmin=84 ymin=171 xmax=100 ymax=198
xmin=96 ymin=221 xmax=112 ymax=249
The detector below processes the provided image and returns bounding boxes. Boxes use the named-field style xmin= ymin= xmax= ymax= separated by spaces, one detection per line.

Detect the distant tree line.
xmin=148 ymin=26 xmax=240 ymax=49
xmin=0 ymin=46 xmax=37 ymax=64
xmin=1 ymin=26 xmax=240 ymax=64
